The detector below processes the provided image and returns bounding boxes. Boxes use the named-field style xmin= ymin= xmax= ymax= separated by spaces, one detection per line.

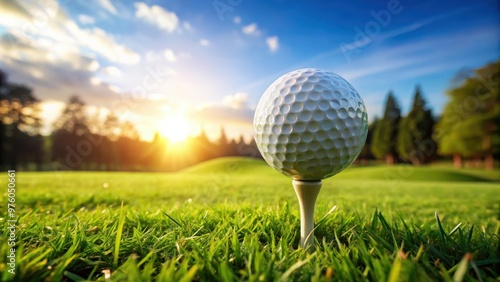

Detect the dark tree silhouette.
xmin=397 ymin=86 xmax=436 ymax=165
xmin=51 ymin=95 xmax=91 ymax=170
xmin=371 ymin=92 xmax=401 ymax=165
xmin=358 ymin=118 xmax=379 ymax=163
xmin=217 ymin=127 xmax=229 ymax=157
xmin=0 ymin=72 xmax=43 ymax=170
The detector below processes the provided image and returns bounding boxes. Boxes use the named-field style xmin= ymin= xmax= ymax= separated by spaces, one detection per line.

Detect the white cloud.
xmin=199 ymin=39 xmax=210 ymax=46
xmin=0 ymin=1 xmax=140 ymax=65
xmin=222 ymin=92 xmax=249 ymax=109
xmin=306 ymin=6 xmax=477 ymax=67
xmin=96 ymin=0 xmax=117 ymax=14
xmin=102 ymin=66 xmax=122 ymax=77
xmin=266 ymin=36 xmax=279 ymax=52
xmin=90 ymin=77 xmax=101 ymax=85
xmin=0 ymin=32 xmax=123 ymax=106
xmin=233 ymin=16 xmax=241 ymax=24
xmin=242 ymin=23 xmax=260 ymax=36
xmin=0 ymin=0 xmax=52 ymax=29
xmin=65 ymin=23 xmax=141 ymax=64
xmin=78 ymin=14 xmax=95 ymax=25
xmin=88 ymin=60 xmax=100 ymax=71
xmin=163 ymin=49 xmax=177 ymax=62
xmin=338 ymin=26 xmax=500 ymax=82
xmin=134 ymin=2 xmax=179 ymax=33
xmin=0 ymin=1 xmax=73 ymax=45
xmin=0 ymin=34 xmax=97 ymax=71
xmin=188 ymin=93 xmax=254 ymax=129
xmin=108 ymin=84 xmax=120 ymax=93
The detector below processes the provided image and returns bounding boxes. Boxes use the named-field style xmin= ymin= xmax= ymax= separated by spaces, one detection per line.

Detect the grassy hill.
xmin=335 ymin=166 xmax=494 ymax=182
xmin=181 ymin=157 xmax=497 ymax=182
xmin=181 ymin=157 xmax=269 ymax=175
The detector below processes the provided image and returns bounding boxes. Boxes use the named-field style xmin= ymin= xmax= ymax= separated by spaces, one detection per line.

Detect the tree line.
xmin=49 ymin=97 xmax=259 ymax=171
xmin=358 ymin=60 xmax=499 ymax=170
xmin=0 ymin=60 xmax=498 ymax=171
xmin=0 ymin=70 xmax=260 ymax=171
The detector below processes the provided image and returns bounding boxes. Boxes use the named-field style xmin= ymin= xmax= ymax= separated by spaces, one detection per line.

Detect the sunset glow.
xmin=159 ymin=114 xmax=191 ymax=143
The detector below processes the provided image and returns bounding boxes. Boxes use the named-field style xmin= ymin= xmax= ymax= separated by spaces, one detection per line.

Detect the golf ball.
xmin=253 ymin=68 xmax=368 ymax=180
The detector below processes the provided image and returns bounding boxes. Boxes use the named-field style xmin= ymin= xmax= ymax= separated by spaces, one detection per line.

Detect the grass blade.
xmin=281 ymin=254 xmax=315 ymax=280
xmin=163 ymin=212 xmax=183 ymax=228
xmin=179 ymin=265 xmax=199 ymax=282
xmin=428 ymin=245 xmax=453 ymax=266
xmin=114 ymin=202 xmax=126 ymax=269
xmin=371 ymin=208 xmax=379 ymax=230
xmin=466 ymin=225 xmax=474 ymax=245
xmin=63 ymin=271 xmax=86 ymax=281
xmin=452 ymin=253 xmax=470 ymax=282
xmin=435 ymin=212 xmax=446 ymax=245
xmin=303 ymin=206 xmax=337 ymax=246
xmin=449 ymin=223 xmax=462 ymax=236
xmin=388 ymin=254 xmax=403 ymax=282
xmin=470 ymin=259 xmax=485 ymax=282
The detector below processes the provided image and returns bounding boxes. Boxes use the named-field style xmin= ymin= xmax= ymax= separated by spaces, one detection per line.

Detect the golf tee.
xmin=292 ymin=180 xmax=322 ymax=250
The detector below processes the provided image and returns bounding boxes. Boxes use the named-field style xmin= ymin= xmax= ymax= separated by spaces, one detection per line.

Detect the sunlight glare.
xmin=160 ymin=114 xmax=191 ymax=143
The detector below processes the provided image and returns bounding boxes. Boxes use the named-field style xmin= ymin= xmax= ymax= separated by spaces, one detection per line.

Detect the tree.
xmin=217 ymin=127 xmax=229 ymax=157
xmin=370 ymin=92 xmax=401 ymax=164
xmin=191 ymin=128 xmax=215 ymax=163
xmin=434 ymin=60 xmax=499 ymax=169
xmin=0 ymin=72 xmax=43 ymax=170
xmin=120 ymin=121 xmax=140 ymax=140
xmin=51 ymin=95 xmax=90 ymax=170
xmin=397 ymin=86 xmax=436 ymax=165
xmin=0 ymin=70 xmax=6 ymax=87
xmin=358 ymin=118 xmax=379 ymax=163
xmin=148 ymin=132 xmax=167 ymax=170
xmin=53 ymin=95 xmax=88 ymax=135
xmin=102 ymin=113 xmax=121 ymax=141
xmin=117 ymin=121 xmax=140 ymax=170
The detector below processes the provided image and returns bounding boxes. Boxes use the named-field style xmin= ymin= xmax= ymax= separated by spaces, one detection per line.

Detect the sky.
xmin=0 ymin=0 xmax=499 ymax=141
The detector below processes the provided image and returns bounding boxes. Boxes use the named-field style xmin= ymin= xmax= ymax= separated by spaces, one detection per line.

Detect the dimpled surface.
xmin=253 ymin=68 xmax=368 ymax=180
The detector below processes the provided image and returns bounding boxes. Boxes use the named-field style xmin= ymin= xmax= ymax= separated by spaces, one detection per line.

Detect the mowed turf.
xmin=1 ymin=157 xmax=499 ymax=281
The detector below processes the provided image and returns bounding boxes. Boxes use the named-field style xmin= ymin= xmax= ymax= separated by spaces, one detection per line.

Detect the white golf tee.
xmin=292 ymin=180 xmax=322 ymax=250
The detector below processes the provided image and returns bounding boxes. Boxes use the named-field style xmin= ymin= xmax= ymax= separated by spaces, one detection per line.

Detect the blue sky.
xmin=0 ymin=0 xmax=498 ymax=140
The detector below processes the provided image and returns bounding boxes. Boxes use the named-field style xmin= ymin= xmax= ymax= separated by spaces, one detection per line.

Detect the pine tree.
xmin=370 ymin=92 xmax=401 ymax=164
xmin=397 ymin=86 xmax=436 ymax=165
xmin=192 ymin=128 xmax=214 ymax=162
xmin=358 ymin=118 xmax=379 ymax=163
xmin=218 ymin=127 xmax=229 ymax=157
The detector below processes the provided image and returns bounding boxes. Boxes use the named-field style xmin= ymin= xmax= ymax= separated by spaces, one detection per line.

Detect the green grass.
xmin=1 ymin=157 xmax=499 ymax=281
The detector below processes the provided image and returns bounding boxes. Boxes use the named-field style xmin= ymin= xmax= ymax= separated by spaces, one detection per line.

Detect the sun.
xmin=160 ymin=114 xmax=191 ymax=143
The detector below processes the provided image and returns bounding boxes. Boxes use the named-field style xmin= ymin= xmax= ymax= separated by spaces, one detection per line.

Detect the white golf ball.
xmin=253 ymin=68 xmax=368 ymax=180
